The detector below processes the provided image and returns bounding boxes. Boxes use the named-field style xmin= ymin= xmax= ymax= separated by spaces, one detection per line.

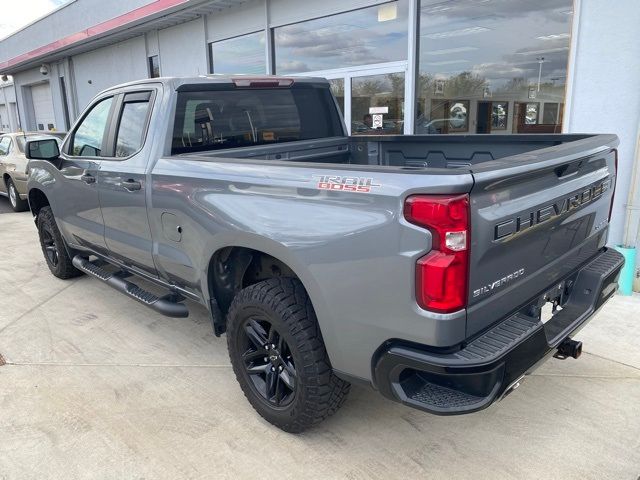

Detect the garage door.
xmin=0 ymin=105 xmax=8 ymax=132
xmin=31 ymin=83 xmax=55 ymax=131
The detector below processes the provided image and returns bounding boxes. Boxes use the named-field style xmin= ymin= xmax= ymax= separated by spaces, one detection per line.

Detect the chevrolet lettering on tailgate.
xmin=494 ymin=179 xmax=611 ymax=241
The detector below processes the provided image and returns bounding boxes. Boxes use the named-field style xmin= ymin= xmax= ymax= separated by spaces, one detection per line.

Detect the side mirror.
xmin=26 ymin=139 xmax=60 ymax=161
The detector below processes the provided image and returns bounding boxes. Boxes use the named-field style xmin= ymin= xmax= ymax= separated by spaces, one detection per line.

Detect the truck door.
xmin=98 ymin=90 xmax=157 ymax=277
xmin=55 ymin=96 xmax=114 ymax=254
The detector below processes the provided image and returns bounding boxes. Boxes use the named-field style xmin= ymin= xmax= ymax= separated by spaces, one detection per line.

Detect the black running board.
xmin=72 ymin=256 xmax=189 ymax=318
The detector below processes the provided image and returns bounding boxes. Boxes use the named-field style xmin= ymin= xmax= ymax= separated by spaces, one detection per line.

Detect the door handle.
xmin=121 ymin=179 xmax=142 ymax=191
xmin=80 ymin=173 xmax=96 ymax=184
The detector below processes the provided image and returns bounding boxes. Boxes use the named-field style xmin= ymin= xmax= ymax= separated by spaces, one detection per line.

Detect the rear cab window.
xmin=171 ymin=82 xmax=343 ymax=155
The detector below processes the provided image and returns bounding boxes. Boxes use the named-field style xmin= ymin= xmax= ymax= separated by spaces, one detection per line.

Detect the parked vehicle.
xmin=26 ymin=76 xmax=623 ymax=432
xmin=0 ymin=132 xmax=65 ymax=211
xmin=415 ymin=116 xmax=467 ymax=134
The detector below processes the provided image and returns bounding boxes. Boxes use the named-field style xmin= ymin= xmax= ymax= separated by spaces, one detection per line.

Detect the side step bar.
xmin=72 ymin=256 xmax=189 ymax=318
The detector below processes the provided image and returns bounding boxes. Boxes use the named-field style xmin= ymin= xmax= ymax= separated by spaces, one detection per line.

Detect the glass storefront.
xmin=328 ymin=79 xmax=345 ymax=116
xmin=416 ymin=0 xmax=573 ymax=134
xmin=274 ymin=1 xmax=409 ymax=74
xmin=209 ymin=31 xmax=266 ymax=75
xmin=207 ymin=0 xmax=573 ymax=136
xmin=351 ymin=73 xmax=404 ymax=135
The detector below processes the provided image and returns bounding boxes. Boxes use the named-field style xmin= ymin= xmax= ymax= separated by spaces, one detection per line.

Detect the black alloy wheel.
xmin=40 ymin=223 xmax=59 ymax=268
xmin=238 ymin=317 xmax=297 ymax=408
xmin=36 ymin=206 xmax=83 ymax=279
xmin=226 ymin=277 xmax=351 ymax=432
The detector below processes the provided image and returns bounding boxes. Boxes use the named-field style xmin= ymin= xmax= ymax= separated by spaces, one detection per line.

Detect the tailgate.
xmin=466 ymin=135 xmax=618 ymax=337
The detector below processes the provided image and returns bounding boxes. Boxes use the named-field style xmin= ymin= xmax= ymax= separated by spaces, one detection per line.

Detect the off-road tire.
xmin=227 ymin=277 xmax=350 ymax=433
xmin=37 ymin=206 xmax=83 ymax=279
xmin=6 ymin=178 xmax=28 ymax=212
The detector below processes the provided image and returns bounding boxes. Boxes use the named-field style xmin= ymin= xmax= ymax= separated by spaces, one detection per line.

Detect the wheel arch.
xmin=28 ymin=187 xmax=51 ymax=216
xmin=203 ymin=238 xmax=324 ymax=337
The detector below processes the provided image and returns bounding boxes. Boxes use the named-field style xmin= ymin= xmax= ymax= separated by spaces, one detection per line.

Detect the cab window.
xmin=16 ymin=136 xmax=26 ymax=153
xmin=114 ymin=92 xmax=152 ymax=157
xmin=69 ymin=97 xmax=113 ymax=157
xmin=0 ymin=137 xmax=11 ymax=156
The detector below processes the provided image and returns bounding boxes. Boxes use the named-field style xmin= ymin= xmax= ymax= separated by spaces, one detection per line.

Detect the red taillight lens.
xmin=404 ymin=194 xmax=470 ymax=313
xmin=608 ymin=150 xmax=618 ymax=222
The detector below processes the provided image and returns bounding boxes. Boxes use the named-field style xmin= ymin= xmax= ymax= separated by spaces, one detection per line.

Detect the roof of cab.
xmin=97 ymin=75 xmax=330 ymax=96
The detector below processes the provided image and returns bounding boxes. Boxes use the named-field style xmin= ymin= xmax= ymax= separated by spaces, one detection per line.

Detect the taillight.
xmin=404 ymin=194 xmax=470 ymax=313
xmin=608 ymin=150 xmax=618 ymax=222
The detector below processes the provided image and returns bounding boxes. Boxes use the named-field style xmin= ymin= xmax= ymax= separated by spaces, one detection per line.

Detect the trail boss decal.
xmin=315 ymin=175 xmax=381 ymax=193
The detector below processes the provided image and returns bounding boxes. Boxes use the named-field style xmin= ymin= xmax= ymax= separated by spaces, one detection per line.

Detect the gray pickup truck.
xmin=25 ymin=76 xmax=624 ymax=432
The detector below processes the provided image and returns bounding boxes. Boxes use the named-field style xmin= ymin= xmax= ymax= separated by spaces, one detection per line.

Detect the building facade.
xmin=0 ymin=0 xmax=638 ymax=268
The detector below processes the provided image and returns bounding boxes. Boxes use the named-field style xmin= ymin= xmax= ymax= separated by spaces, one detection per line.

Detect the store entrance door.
xmin=476 ymin=101 xmax=492 ymax=134
xmin=297 ymin=61 xmax=407 ymax=135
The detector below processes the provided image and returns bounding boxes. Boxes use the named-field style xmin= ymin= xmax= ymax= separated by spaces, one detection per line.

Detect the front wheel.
xmin=37 ymin=206 xmax=83 ymax=279
xmin=7 ymin=178 xmax=28 ymax=212
xmin=227 ymin=277 xmax=350 ymax=432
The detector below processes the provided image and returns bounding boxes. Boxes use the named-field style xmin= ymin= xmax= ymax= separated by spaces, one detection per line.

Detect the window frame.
xmin=63 ymin=90 xmax=156 ymax=161
xmin=208 ymin=30 xmax=266 ymax=75
xmin=105 ymin=90 xmax=156 ymax=161
xmin=64 ymin=95 xmax=116 ymax=159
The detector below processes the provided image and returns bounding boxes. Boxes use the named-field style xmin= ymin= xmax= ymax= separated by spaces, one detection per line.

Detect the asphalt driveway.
xmin=0 ymin=211 xmax=638 ymax=480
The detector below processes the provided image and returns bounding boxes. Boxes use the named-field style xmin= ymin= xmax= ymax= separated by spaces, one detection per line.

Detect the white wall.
xmin=72 ymin=36 xmax=148 ymax=110
xmin=12 ymin=65 xmax=69 ymax=132
xmin=0 ymin=0 xmax=151 ymax=63
xmin=0 ymin=82 xmax=19 ymax=131
xmin=158 ymin=19 xmax=208 ymax=76
xmin=206 ymin=0 xmax=264 ymax=42
xmin=566 ymin=0 xmax=640 ymax=246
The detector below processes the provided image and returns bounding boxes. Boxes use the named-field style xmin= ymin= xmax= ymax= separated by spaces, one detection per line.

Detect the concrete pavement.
xmin=0 ymin=210 xmax=638 ymax=480
xmin=0 ymin=195 xmax=14 ymax=214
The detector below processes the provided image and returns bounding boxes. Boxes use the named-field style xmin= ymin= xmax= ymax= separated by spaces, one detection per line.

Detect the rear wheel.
xmin=6 ymin=178 xmax=28 ymax=212
xmin=227 ymin=277 xmax=350 ymax=432
xmin=37 ymin=206 xmax=82 ymax=279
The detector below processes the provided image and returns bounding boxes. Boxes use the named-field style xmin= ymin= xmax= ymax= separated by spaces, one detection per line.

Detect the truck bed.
xmin=170 ymin=131 xmax=618 ymax=341
xmin=183 ymin=133 xmax=598 ymax=171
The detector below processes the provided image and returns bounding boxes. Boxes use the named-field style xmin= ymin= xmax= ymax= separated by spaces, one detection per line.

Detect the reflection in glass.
xmin=171 ymin=88 xmax=343 ymax=154
xmin=491 ymin=102 xmax=508 ymax=130
xmin=71 ymin=97 xmax=113 ymax=157
xmin=0 ymin=137 xmax=10 ymax=155
xmin=416 ymin=0 xmax=572 ymax=134
xmin=115 ymin=102 xmax=150 ymax=157
xmin=274 ymin=1 xmax=408 ymax=74
xmin=351 ymin=73 xmax=404 ymax=135
xmin=419 ymin=99 xmax=468 ymax=134
xmin=210 ymin=32 xmax=266 ymax=75
xmin=329 ymin=79 xmax=345 ymax=117
xmin=542 ymin=102 xmax=562 ymax=125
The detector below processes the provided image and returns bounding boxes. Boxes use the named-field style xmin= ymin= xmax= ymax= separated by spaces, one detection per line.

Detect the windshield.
xmin=171 ymin=84 xmax=344 ymax=154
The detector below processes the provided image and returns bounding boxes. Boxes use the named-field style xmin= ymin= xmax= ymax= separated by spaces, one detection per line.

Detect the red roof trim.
xmin=0 ymin=0 xmax=190 ymax=71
